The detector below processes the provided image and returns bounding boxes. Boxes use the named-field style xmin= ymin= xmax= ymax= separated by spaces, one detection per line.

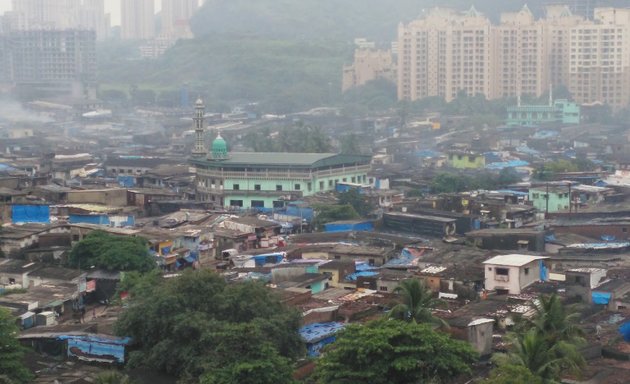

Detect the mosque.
xmin=188 ymin=99 xmax=372 ymax=209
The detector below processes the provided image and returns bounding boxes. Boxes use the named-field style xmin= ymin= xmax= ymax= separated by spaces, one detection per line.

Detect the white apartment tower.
xmin=493 ymin=5 xmax=546 ymax=98
xmin=397 ymin=7 xmax=493 ymax=102
xmin=121 ymin=0 xmax=155 ymax=40
xmin=8 ymin=0 xmax=110 ymax=40
xmin=161 ymin=0 xmax=199 ymax=36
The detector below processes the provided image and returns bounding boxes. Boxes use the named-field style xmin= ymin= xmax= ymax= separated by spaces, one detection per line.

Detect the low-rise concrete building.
xmin=483 ymin=254 xmax=549 ymax=294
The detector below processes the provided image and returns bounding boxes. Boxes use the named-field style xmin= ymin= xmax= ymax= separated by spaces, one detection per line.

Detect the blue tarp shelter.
xmin=12 ymin=205 xmax=50 ymax=224
xmin=324 ymin=220 xmax=373 ymax=233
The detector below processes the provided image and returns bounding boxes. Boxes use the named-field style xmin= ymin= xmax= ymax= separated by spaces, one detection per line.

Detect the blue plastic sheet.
xmin=12 ymin=205 xmax=50 ymax=223
xmin=619 ymin=322 xmax=630 ymax=342
xmin=592 ymin=292 xmax=612 ymax=305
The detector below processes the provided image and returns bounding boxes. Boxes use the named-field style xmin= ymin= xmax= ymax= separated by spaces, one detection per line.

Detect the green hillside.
xmin=99 ymin=37 xmax=350 ymax=113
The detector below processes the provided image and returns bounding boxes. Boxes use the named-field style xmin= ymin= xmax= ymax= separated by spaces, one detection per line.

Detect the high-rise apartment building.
xmin=397 ymin=7 xmax=493 ymax=102
xmin=121 ymin=0 xmax=155 ymax=40
xmin=397 ymin=6 xmax=630 ymax=110
xmin=78 ymin=0 xmax=110 ymax=40
xmin=0 ymin=29 xmax=97 ymax=97
xmin=567 ymin=8 xmax=630 ymax=109
xmin=161 ymin=0 xmax=199 ymax=36
xmin=493 ymin=5 xmax=546 ymax=99
xmin=7 ymin=0 xmax=110 ymax=40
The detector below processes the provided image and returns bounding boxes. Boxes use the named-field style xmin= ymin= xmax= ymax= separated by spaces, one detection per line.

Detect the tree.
xmin=0 ymin=308 xmax=32 ymax=384
xmin=316 ymin=320 xmax=477 ymax=384
xmin=242 ymin=123 xmax=332 ymax=153
xmin=94 ymin=371 xmax=135 ymax=384
xmin=68 ymin=231 xmax=155 ymax=272
xmin=481 ymin=364 xmax=543 ymax=384
xmin=339 ymin=133 xmax=361 ymax=154
xmin=489 ymin=294 xmax=585 ymax=383
xmin=312 ymin=204 xmax=360 ymax=228
xmin=337 ymin=189 xmax=373 ymax=217
xmin=492 ymin=329 xmax=583 ymax=383
xmin=527 ymin=294 xmax=584 ymax=345
xmin=388 ymin=279 xmax=447 ymax=327
xmin=115 ymin=270 xmax=303 ymax=381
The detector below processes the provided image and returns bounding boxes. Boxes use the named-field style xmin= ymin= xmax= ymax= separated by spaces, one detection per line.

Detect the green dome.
xmin=211 ymin=133 xmax=228 ymax=159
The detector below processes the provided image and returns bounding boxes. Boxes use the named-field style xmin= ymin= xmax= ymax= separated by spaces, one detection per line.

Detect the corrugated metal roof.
xmin=190 ymin=152 xmax=371 ymax=168
xmin=483 ymin=254 xmax=548 ymax=267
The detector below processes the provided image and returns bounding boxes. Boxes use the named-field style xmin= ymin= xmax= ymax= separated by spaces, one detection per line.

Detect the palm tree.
xmin=527 ymin=294 xmax=584 ymax=345
xmin=495 ymin=329 xmax=583 ymax=384
xmin=388 ymin=278 xmax=447 ymax=327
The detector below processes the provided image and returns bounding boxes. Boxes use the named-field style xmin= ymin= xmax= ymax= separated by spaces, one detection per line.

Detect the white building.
xmin=161 ymin=0 xmax=198 ymax=36
xmin=483 ymin=254 xmax=549 ymax=294
xmin=121 ymin=0 xmax=155 ymax=40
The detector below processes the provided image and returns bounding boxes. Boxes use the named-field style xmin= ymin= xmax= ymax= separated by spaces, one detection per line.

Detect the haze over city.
xmin=1 ymin=1 xmax=630 ymax=384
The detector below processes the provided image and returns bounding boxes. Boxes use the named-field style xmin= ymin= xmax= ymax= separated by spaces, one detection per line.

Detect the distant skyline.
xmin=0 ymin=0 xmax=165 ymax=26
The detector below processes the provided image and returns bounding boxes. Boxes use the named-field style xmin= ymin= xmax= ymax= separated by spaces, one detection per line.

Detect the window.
xmin=623 ymin=228 xmax=628 ymax=233
xmin=254 ymin=184 xmax=261 ymax=191
xmin=251 ymin=200 xmax=264 ymax=208
xmin=307 ymin=182 xmax=312 ymax=192
xmin=273 ymin=200 xmax=284 ymax=208
xmin=275 ymin=185 xmax=283 ymax=191
xmin=294 ymin=184 xmax=300 ymax=190
xmin=524 ymin=267 xmax=529 ymax=275
xmin=496 ymin=268 xmax=509 ymax=275
xmin=379 ymin=286 xmax=388 ymax=292
xmin=351 ymin=176 xmax=356 ymax=183
xmin=319 ymin=181 xmax=324 ymax=190
xmin=328 ymin=180 xmax=333 ymax=187
xmin=233 ymin=184 xmax=240 ymax=190
xmin=229 ymin=200 xmax=243 ymax=207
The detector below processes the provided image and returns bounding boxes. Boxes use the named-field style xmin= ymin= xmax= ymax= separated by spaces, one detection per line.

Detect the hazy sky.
xmin=0 ymin=0 xmax=163 ymax=26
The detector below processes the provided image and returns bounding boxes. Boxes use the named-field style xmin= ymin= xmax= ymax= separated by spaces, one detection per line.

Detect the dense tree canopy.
xmin=337 ymin=189 xmax=374 ymax=217
xmin=243 ymin=123 xmax=332 ymax=153
xmin=312 ymin=204 xmax=360 ymax=228
xmin=431 ymin=168 xmax=521 ymax=193
xmin=115 ymin=270 xmax=303 ymax=382
xmin=68 ymin=231 xmax=155 ymax=272
xmin=316 ymin=320 xmax=477 ymax=384
xmin=0 ymin=308 xmax=32 ymax=384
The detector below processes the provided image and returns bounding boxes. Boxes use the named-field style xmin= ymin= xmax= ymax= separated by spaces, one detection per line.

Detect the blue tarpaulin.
xmin=345 ymin=271 xmax=379 ymax=281
xmin=117 ymin=175 xmax=135 ymax=188
xmin=324 ymin=221 xmax=373 ymax=233
xmin=619 ymin=322 xmax=630 ymax=342
xmin=299 ymin=322 xmax=346 ymax=357
xmin=69 ymin=214 xmax=109 ymax=225
xmin=539 ymin=260 xmax=549 ymax=281
xmin=592 ymin=292 xmax=612 ymax=305
xmin=12 ymin=205 xmax=50 ymax=224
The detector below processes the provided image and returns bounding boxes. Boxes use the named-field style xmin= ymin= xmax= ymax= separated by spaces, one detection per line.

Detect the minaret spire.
xmin=192 ymin=98 xmax=206 ymax=156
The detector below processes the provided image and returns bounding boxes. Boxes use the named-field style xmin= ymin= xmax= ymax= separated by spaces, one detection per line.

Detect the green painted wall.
xmin=223 ymin=170 xmax=368 ymax=208
xmin=529 ymin=188 xmax=570 ymax=213
xmin=447 ymin=154 xmax=485 ymax=169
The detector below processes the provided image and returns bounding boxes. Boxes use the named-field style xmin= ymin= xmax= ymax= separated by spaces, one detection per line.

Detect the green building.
xmin=506 ymin=99 xmax=580 ymax=127
xmin=529 ymin=186 xmax=570 ymax=213
xmin=447 ymin=152 xmax=486 ymax=169
xmin=189 ymin=100 xmax=371 ymax=209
